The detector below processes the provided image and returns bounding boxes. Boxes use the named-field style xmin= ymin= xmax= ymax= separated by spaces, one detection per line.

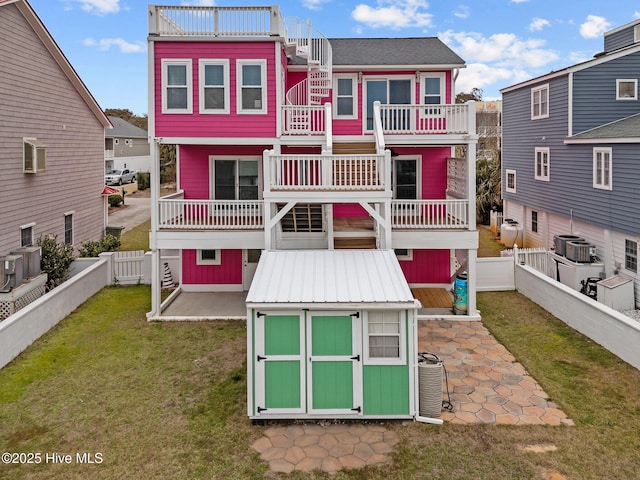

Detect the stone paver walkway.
xmin=420 ymin=320 xmax=573 ymax=426
xmin=251 ymin=423 xmax=398 ymax=474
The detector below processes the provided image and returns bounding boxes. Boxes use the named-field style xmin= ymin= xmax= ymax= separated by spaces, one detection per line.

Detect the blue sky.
xmin=26 ymin=0 xmax=640 ymax=116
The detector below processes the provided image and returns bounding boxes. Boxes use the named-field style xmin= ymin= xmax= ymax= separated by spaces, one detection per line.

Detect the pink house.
xmin=146 ymin=5 xmax=479 ymax=320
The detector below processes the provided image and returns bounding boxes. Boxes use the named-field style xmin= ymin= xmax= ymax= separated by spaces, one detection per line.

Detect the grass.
xmin=117 ymin=219 xmax=150 ymax=252
xmin=478 ymin=224 xmax=505 ymax=257
xmin=1 ymin=286 xmax=640 ymax=479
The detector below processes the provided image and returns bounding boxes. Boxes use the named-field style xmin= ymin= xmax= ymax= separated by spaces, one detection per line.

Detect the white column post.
xmin=148 ymin=139 xmax=162 ymax=319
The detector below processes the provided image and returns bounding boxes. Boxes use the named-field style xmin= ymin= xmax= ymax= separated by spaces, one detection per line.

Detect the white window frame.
xmin=114 ymin=138 xmax=120 ymax=145
xmin=363 ymin=75 xmax=415 ymax=132
xmin=419 ymin=72 xmax=446 ymax=117
xmin=635 ymin=25 xmax=640 ymax=43
xmin=534 ymin=147 xmax=550 ymax=181
xmin=593 ymin=147 xmax=612 ymax=190
xmin=531 ymin=84 xmax=549 ymax=120
xmin=616 ymin=79 xmax=637 ymax=100
xmin=64 ymin=212 xmax=74 ymax=246
xmin=196 ymin=249 xmax=222 ymax=266
xmin=20 ymin=222 xmax=35 ymax=248
xmin=23 ymin=138 xmax=46 ymax=173
xmin=394 ymin=249 xmax=413 ymax=261
xmin=505 ymin=169 xmax=517 ymax=193
xmin=161 ymin=59 xmax=192 ymax=114
xmin=392 ymin=156 xmax=421 ymax=200
xmin=332 ymin=74 xmax=358 ymax=119
xmin=236 ymin=59 xmax=267 ymax=114
xmin=363 ymin=310 xmax=406 ymax=366
xmin=625 ymin=239 xmax=638 ymax=273
xmin=209 ymin=156 xmax=262 ymax=200
xmin=199 ymin=59 xmax=230 ymax=114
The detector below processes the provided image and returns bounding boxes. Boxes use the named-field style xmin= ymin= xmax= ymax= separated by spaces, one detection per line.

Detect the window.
xmin=365 ymin=311 xmax=405 ymax=364
xmin=625 ymin=240 xmax=638 ymax=273
xmin=394 ymin=249 xmax=413 ymax=261
xmin=593 ymin=147 xmax=612 ymax=190
xmin=534 ymin=147 xmax=550 ymax=181
xmin=237 ymin=60 xmax=266 ymax=114
xmin=114 ymin=138 xmax=120 ymax=145
xmin=422 ymin=73 xmax=445 ymax=116
xmin=199 ymin=59 xmax=229 ymax=113
xmin=531 ymin=84 xmax=549 ymax=119
xmin=124 ymin=139 xmax=132 ymax=146
xmin=23 ymin=138 xmax=46 ymax=173
xmin=20 ymin=223 xmax=34 ymax=247
xmin=162 ymin=59 xmax=192 ymax=113
xmin=505 ymin=169 xmax=517 ymax=193
xmin=616 ymin=79 xmax=637 ymax=100
xmin=393 ymin=158 xmax=418 ymax=199
xmin=333 ymin=76 xmax=357 ymax=118
xmin=213 ymin=158 xmax=259 ymax=200
xmin=64 ymin=213 xmax=74 ymax=245
xmin=197 ymin=249 xmax=221 ymax=265
xmin=365 ymin=78 xmax=412 ymax=130
xmin=531 ymin=211 xmax=538 ymax=233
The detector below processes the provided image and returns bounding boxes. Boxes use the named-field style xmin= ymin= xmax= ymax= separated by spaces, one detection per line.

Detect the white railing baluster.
xmin=157 ymin=199 xmax=263 ymax=230
xmin=391 ymin=199 xmax=469 ymax=229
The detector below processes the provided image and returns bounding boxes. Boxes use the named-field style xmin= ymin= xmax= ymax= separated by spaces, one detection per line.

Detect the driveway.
xmin=108 ymin=195 xmax=150 ymax=232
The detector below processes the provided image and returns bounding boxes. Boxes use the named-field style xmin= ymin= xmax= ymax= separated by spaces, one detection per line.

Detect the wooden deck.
xmin=412 ymin=287 xmax=453 ymax=308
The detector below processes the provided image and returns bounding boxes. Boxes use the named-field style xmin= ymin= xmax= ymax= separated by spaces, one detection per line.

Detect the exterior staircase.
xmin=278 ymin=203 xmax=324 ymax=232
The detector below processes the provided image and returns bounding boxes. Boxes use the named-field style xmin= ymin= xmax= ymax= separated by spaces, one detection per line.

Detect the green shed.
xmin=246 ymin=249 xmax=422 ymax=420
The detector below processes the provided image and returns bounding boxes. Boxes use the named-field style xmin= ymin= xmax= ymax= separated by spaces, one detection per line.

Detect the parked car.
xmin=105 ymin=169 xmax=136 ymax=185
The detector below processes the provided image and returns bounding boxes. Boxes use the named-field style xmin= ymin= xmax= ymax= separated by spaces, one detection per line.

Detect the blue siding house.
xmin=501 ymin=18 xmax=640 ymax=307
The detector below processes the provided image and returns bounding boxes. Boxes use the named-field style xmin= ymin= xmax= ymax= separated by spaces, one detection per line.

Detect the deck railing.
xmin=379 ymin=103 xmax=473 ymax=135
xmin=158 ymin=195 xmax=263 ymax=230
xmin=266 ymin=153 xmax=389 ymax=191
xmin=282 ymin=104 xmax=326 ymax=135
xmin=392 ymin=199 xmax=469 ymax=229
xmin=149 ymin=5 xmax=282 ymax=36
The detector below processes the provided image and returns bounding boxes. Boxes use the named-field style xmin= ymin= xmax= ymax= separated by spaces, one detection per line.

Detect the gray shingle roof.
xmin=290 ymin=37 xmax=465 ymax=67
xmin=107 ymin=116 xmax=148 ymax=138
xmin=570 ymin=113 xmax=640 ymax=140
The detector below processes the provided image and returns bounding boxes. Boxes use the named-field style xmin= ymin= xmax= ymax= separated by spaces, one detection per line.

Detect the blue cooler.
xmin=453 ymin=272 xmax=468 ymax=315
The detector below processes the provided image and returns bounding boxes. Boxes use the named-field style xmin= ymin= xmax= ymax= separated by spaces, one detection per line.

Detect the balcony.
xmin=264 ymin=152 xmax=390 ymax=193
xmin=158 ymin=192 xmax=263 ymax=230
xmin=378 ymin=103 xmax=473 ymax=135
xmin=392 ymin=200 xmax=469 ymax=229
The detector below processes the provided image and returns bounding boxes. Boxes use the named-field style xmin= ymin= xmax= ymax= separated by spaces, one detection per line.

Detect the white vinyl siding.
xmin=616 ymin=79 xmax=637 ymax=100
xmin=534 ymin=147 xmax=550 ymax=181
xmin=593 ymin=147 xmax=612 ymax=190
xmin=531 ymin=84 xmax=549 ymax=119
xmin=199 ymin=59 xmax=229 ymax=114
xmin=236 ymin=60 xmax=266 ymax=114
xmin=162 ymin=59 xmax=192 ymax=114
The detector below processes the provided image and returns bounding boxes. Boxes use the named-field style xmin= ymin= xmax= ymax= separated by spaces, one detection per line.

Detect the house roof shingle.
xmin=569 ymin=113 xmax=640 ymax=141
xmin=107 ymin=116 xmax=148 ymax=138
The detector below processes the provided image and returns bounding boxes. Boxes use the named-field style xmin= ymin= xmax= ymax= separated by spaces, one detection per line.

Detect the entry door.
xmin=365 ymin=79 xmax=412 ymax=130
xmin=254 ymin=313 xmax=306 ymax=415
xmin=307 ymin=313 xmax=362 ymax=415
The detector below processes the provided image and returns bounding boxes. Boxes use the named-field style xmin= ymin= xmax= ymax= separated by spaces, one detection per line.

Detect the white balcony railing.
xmin=392 ymin=200 xmax=469 ymax=229
xmin=266 ymin=153 xmax=389 ymax=191
xmin=158 ymin=196 xmax=263 ymax=230
xmin=282 ymin=104 xmax=326 ymax=135
xmin=149 ymin=5 xmax=282 ymax=37
xmin=379 ymin=103 xmax=473 ymax=135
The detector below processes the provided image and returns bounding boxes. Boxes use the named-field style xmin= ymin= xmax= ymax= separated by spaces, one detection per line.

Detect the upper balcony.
xmin=148 ymin=5 xmax=283 ymax=37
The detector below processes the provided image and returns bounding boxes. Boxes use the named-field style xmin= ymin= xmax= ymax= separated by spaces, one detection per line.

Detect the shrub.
xmin=137 ymin=172 xmax=150 ymax=191
xmin=108 ymin=194 xmax=123 ymax=207
xmin=78 ymin=235 xmax=121 ymax=258
xmin=38 ymin=235 xmax=75 ymax=291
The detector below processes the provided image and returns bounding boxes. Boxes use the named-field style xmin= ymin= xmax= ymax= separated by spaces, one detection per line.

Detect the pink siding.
xmin=154 ymin=42 xmax=278 ymax=138
xmin=182 ymin=249 xmax=242 ymax=285
xmin=179 ymin=145 xmax=268 ymax=199
xmin=399 ymin=249 xmax=450 ymax=283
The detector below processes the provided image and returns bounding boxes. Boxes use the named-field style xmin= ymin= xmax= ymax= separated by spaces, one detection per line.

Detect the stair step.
xmin=332 ymin=142 xmax=377 ymax=154
xmin=334 ymin=237 xmax=377 ymax=249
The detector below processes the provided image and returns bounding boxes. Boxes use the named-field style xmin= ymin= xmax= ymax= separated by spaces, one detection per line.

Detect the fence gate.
xmin=113 ymin=250 xmax=145 ymax=284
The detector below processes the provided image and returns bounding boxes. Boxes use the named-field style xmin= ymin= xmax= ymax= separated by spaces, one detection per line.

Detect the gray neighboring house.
xmin=105 ymin=116 xmax=150 ymax=173
xmin=0 ymin=0 xmax=112 ymax=257
xmin=501 ymin=18 xmax=640 ymax=307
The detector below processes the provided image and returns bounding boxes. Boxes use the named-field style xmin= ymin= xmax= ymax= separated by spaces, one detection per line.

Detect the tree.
xmin=456 ymin=88 xmax=483 ymax=104
xmin=104 ymin=108 xmax=148 ymax=130
xmin=38 ymin=235 xmax=75 ymax=291
xmin=476 ymin=151 xmax=502 ymax=225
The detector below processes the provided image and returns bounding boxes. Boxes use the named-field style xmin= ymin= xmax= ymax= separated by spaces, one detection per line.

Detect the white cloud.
xmin=529 ymin=17 xmax=550 ymax=32
xmin=579 ymin=15 xmax=611 ymax=39
xmin=510 ymin=0 xmax=529 ymax=3
xmin=439 ymin=30 xmax=558 ymax=69
xmin=569 ymin=51 xmax=591 ymax=64
xmin=302 ymin=0 xmax=331 ymax=10
xmin=454 ymin=5 xmax=469 ymax=19
xmin=83 ymin=38 xmax=146 ymax=53
xmin=455 ymin=63 xmax=514 ymax=95
xmin=634 ymin=11 xmax=640 ymax=19
xmin=181 ymin=0 xmax=216 ymax=5
xmin=72 ymin=0 xmax=119 ymax=15
xmin=352 ymin=0 xmax=433 ymax=29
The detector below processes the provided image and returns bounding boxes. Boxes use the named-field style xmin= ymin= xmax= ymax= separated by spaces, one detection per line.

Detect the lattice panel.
xmin=0 ymin=301 xmax=13 ymax=321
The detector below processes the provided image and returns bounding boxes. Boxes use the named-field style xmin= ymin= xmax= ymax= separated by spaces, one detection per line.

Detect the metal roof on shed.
xmin=246 ymin=250 xmax=416 ymax=307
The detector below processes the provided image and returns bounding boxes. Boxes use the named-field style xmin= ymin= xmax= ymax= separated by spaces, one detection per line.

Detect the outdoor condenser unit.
xmin=11 ymin=246 xmax=41 ymax=279
xmin=0 ymin=255 xmax=24 ymax=292
xmin=565 ymin=241 xmax=595 ymax=263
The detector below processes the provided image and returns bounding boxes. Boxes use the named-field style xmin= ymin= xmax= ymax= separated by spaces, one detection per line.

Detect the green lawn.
xmin=1 ymin=287 xmax=639 ymax=479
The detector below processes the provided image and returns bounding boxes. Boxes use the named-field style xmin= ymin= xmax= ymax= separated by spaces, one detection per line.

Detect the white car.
xmin=105 ymin=169 xmax=136 ymax=185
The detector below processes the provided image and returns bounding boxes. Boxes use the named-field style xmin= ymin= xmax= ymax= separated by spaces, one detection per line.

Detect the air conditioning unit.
xmin=0 ymin=254 xmax=24 ymax=292
xmin=11 ymin=246 xmax=41 ymax=279
xmin=565 ymin=241 xmax=595 ymax=263
xmin=553 ymin=235 xmax=584 ymax=257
